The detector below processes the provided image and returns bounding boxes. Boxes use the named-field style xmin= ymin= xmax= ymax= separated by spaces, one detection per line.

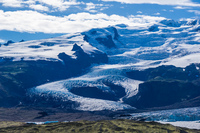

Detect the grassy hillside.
xmin=0 ymin=121 xmax=24 ymax=128
xmin=0 ymin=119 xmax=199 ymax=133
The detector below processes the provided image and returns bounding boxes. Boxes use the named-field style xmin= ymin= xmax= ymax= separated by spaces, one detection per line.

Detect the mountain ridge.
xmin=0 ymin=18 xmax=200 ymax=111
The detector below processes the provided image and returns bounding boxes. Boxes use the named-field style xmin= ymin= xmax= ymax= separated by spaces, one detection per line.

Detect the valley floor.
xmin=0 ymin=119 xmax=199 ymax=133
xmin=0 ymin=107 xmax=113 ymax=122
xmin=1 ymin=107 xmax=200 ymax=132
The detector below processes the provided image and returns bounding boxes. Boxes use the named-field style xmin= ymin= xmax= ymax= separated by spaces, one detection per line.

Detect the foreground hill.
xmin=0 ymin=119 xmax=199 ymax=133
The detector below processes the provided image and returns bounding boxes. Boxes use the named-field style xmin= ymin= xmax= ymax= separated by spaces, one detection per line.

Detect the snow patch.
xmin=159 ymin=121 xmax=200 ymax=130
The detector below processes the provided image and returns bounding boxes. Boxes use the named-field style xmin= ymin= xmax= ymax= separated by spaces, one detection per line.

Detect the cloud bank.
xmin=101 ymin=0 xmax=200 ymax=7
xmin=0 ymin=39 xmax=5 ymax=43
xmin=0 ymin=0 xmax=111 ymax=12
xmin=188 ymin=10 xmax=200 ymax=15
xmin=0 ymin=10 xmax=165 ymax=33
xmin=0 ymin=0 xmax=82 ymax=11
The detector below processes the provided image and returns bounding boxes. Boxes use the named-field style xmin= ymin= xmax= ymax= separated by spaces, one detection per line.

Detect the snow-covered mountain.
xmin=1 ymin=19 xmax=200 ymax=111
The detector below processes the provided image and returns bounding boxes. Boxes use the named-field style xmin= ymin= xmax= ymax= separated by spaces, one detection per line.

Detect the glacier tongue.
xmin=126 ymin=106 xmax=200 ymax=129
xmin=29 ymin=78 xmax=135 ymax=111
xmin=129 ymin=107 xmax=200 ymax=122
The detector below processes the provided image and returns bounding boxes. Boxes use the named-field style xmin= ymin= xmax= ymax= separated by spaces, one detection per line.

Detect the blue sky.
xmin=0 ymin=0 xmax=199 ymax=43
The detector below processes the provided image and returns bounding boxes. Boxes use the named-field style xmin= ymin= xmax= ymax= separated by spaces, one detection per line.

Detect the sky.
xmin=0 ymin=0 xmax=200 ymax=43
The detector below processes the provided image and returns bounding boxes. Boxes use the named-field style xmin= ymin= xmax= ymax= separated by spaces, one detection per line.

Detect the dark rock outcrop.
xmin=96 ymin=35 xmax=116 ymax=48
xmin=59 ymin=43 xmax=108 ymax=69
xmin=40 ymin=42 xmax=57 ymax=46
xmin=111 ymin=27 xmax=120 ymax=40
xmin=160 ymin=19 xmax=182 ymax=27
xmin=124 ymin=80 xmax=200 ymax=109
xmin=149 ymin=25 xmax=159 ymax=32
xmin=126 ymin=64 xmax=200 ymax=82
xmin=125 ymin=64 xmax=200 ymax=109
xmin=4 ymin=40 xmax=14 ymax=46
xmin=70 ymin=82 xmax=126 ymax=101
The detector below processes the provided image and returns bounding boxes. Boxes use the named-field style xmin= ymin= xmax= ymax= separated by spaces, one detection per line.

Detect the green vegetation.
xmin=0 ymin=121 xmax=24 ymax=128
xmin=0 ymin=60 xmax=72 ymax=107
xmin=0 ymin=119 xmax=199 ymax=133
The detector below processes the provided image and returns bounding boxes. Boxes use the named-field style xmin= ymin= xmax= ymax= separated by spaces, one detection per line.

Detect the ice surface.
xmin=159 ymin=121 xmax=200 ymax=129
xmin=0 ymin=34 xmax=99 ymax=61
xmin=129 ymin=107 xmax=200 ymax=122
xmin=115 ymin=107 xmax=200 ymax=129
xmin=0 ymin=19 xmax=200 ymax=68
xmin=23 ymin=18 xmax=200 ymax=111
xmin=30 ymin=78 xmax=135 ymax=111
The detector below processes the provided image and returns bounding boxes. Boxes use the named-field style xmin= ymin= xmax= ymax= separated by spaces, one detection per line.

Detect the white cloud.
xmin=100 ymin=5 xmax=110 ymax=11
xmin=85 ymin=2 xmax=101 ymax=12
xmin=0 ymin=0 xmax=24 ymax=7
xmin=154 ymin=12 xmax=160 ymax=15
xmin=101 ymin=0 xmax=200 ymax=7
xmin=85 ymin=2 xmax=99 ymax=10
xmin=0 ymin=39 xmax=6 ymax=43
xmin=29 ymin=4 xmax=49 ymax=11
xmin=188 ymin=10 xmax=200 ymax=15
xmin=0 ymin=10 xmax=165 ymax=34
xmin=174 ymin=6 xmax=189 ymax=9
xmin=37 ymin=0 xmax=82 ymax=11
xmin=84 ymin=2 xmax=110 ymax=12
xmin=137 ymin=11 xmax=142 ymax=14
xmin=0 ymin=0 xmax=82 ymax=11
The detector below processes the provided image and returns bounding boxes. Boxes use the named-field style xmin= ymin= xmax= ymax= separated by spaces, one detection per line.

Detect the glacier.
xmin=29 ymin=79 xmax=135 ymax=111
xmin=124 ymin=107 xmax=200 ymax=129
xmin=129 ymin=107 xmax=200 ymax=122
xmin=0 ymin=18 xmax=199 ymax=111
xmin=25 ymin=18 xmax=200 ymax=111
xmin=0 ymin=19 xmax=200 ymax=69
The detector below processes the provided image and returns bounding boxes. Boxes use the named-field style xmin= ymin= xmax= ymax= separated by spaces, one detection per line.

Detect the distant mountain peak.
xmin=19 ymin=39 xmax=25 ymax=42
xmin=71 ymin=43 xmax=83 ymax=52
xmin=187 ymin=19 xmax=200 ymax=26
xmin=4 ymin=40 xmax=14 ymax=46
xmin=160 ymin=19 xmax=182 ymax=27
